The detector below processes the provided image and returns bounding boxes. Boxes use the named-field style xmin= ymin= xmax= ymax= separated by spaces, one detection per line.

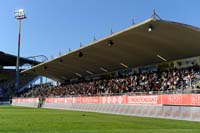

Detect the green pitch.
xmin=0 ymin=106 xmax=200 ymax=133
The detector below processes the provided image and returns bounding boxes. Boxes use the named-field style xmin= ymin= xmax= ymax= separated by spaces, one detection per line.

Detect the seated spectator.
xmin=17 ymin=65 xmax=200 ymax=98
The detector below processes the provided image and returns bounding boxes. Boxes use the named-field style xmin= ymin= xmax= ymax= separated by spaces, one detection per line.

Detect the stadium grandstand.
xmin=0 ymin=51 xmax=40 ymax=101
xmin=12 ymin=16 xmax=200 ymax=122
xmin=19 ymin=17 xmax=200 ymax=94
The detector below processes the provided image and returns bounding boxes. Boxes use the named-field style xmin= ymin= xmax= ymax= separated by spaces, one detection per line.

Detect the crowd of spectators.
xmin=18 ymin=65 xmax=200 ymax=98
xmin=0 ymin=70 xmax=35 ymax=100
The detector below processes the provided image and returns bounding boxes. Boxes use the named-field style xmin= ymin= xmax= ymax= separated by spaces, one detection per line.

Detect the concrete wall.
xmin=0 ymin=101 xmax=10 ymax=105
xmin=12 ymin=101 xmax=38 ymax=108
xmin=12 ymin=101 xmax=200 ymax=122
xmin=43 ymin=103 xmax=200 ymax=122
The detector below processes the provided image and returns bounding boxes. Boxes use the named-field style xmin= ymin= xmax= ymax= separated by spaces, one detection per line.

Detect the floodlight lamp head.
xmin=14 ymin=9 xmax=26 ymax=20
xmin=44 ymin=66 xmax=47 ymax=70
xmin=78 ymin=51 xmax=83 ymax=57
xmin=148 ymin=25 xmax=153 ymax=32
xmin=59 ymin=59 xmax=63 ymax=63
xmin=108 ymin=40 xmax=114 ymax=46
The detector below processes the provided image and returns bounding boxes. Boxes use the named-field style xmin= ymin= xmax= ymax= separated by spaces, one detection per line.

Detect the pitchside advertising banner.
xmin=12 ymin=98 xmax=38 ymax=103
xmin=12 ymin=94 xmax=200 ymax=106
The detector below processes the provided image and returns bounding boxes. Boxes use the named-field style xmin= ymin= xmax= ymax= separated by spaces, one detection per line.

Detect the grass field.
xmin=0 ymin=106 xmax=200 ymax=133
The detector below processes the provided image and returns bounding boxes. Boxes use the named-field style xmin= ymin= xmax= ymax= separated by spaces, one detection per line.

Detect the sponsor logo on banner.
xmin=168 ymin=94 xmax=182 ymax=103
xmin=102 ymin=97 xmax=106 ymax=104
xmin=191 ymin=94 xmax=200 ymax=105
xmin=107 ymin=97 xmax=111 ymax=104
xmin=127 ymin=96 xmax=158 ymax=104
xmin=118 ymin=96 xmax=123 ymax=104
xmin=101 ymin=96 xmax=124 ymax=104
xmin=113 ymin=97 xmax=117 ymax=104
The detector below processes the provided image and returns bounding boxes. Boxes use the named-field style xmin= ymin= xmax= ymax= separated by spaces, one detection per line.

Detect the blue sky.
xmin=1 ymin=0 xmax=200 ymax=60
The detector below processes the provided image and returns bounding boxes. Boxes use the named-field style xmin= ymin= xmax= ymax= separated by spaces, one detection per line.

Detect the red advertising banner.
xmin=45 ymin=98 xmax=73 ymax=103
xmin=75 ymin=97 xmax=100 ymax=104
xmin=161 ymin=94 xmax=190 ymax=105
xmin=191 ymin=94 xmax=200 ymax=106
xmin=162 ymin=94 xmax=200 ymax=106
xmin=13 ymin=94 xmax=200 ymax=106
xmin=101 ymin=96 xmax=127 ymax=104
xmin=127 ymin=95 xmax=161 ymax=105
xmin=13 ymin=98 xmax=38 ymax=103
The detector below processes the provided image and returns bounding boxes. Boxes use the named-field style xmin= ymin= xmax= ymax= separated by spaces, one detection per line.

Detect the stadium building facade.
xmin=12 ymin=17 xmax=200 ymax=121
xmin=0 ymin=51 xmax=40 ymax=101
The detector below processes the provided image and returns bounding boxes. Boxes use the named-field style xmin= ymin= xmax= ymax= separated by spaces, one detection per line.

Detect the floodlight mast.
xmin=14 ymin=9 xmax=26 ymax=95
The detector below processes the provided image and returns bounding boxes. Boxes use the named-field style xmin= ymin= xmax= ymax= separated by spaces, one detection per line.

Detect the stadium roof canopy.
xmin=0 ymin=51 xmax=40 ymax=66
xmin=22 ymin=17 xmax=200 ymax=81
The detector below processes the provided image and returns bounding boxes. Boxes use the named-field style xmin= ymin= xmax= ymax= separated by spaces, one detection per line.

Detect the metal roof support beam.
xmin=75 ymin=72 xmax=82 ymax=77
xmin=157 ymin=54 xmax=167 ymax=62
xmin=86 ymin=70 xmax=93 ymax=75
xmin=100 ymin=67 xmax=108 ymax=72
xmin=120 ymin=62 xmax=129 ymax=68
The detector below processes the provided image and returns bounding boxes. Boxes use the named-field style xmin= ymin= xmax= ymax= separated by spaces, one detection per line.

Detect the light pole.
xmin=14 ymin=9 xmax=26 ymax=93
